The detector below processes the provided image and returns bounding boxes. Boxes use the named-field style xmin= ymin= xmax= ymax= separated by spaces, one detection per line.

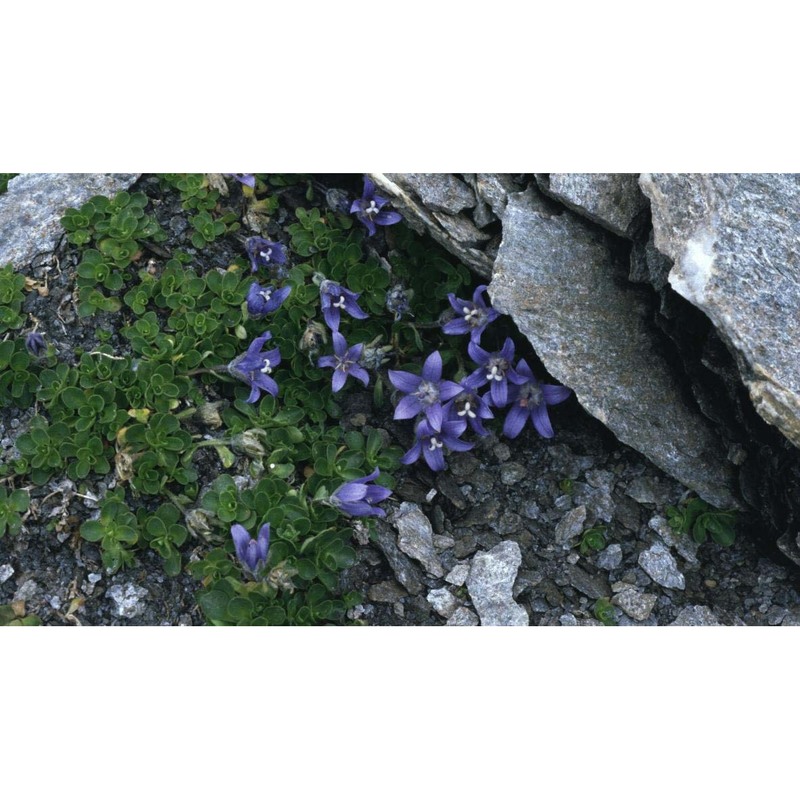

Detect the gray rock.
xmin=107 ymin=583 xmax=148 ymax=619
xmin=630 ymin=229 xmax=673 ymax=290
xmin=536 ymin=173 xmax=648 ymax=239
xmin=373 ymin=525 xmax=426 ymax=594
xmin=431 ymin=211 xmax=492 ymax=247
xmin=499 ymin=462 xmax=526 ymax=485
xmin=445 ymin=563 xmax=470 ymax=586
xmin=554 ymin=505 xmax=587 ymax=546
xmin=596 ymin=543 xmax=623 ymax=571
xmin=0 ymin=173 xmax=141 ymax=268
xmin=671 ymin=605 xmax=720 ymax=626
xmin=13 ymin=579 xmax=39 ymax=602
xmin=475 ymin=174 xmax=523 ymax=218
xmin=638 ymin=543 xmax=685 ymax=589
xmin=392 ymin=502 xmax=445 ymax=578
xmin=640 ymin=173 xmax=800 ymax=449
xmin=385 ymin=173 xmax=476 ymax=215
xmin=649 ymin=515 xmax=699 ymax=565
xmin=559 ymin=613 xmax=578 ymax=626
xmin=626 ymin=476 xmax=672 ymax=505
xmin=369 ymin=173 xmax=494 ymax=278
xmin=613 ymin=588 xmax=657 ymax=621
xmin=566 ymin=564 xmax=610 ymax=600
xmin=447 ymin=607 xmax=480 ymax=626
xmin=368 ymin=580 xmax=408 ymax=604
xmin=489 ymin=188 xmax=738 ymax=509
xmin=427 ymin=587 xmax=459 ymax=619
xmin=0 ymin=564 xmax=14 ymax=584
xmin=466 ymin=541 xmax=529 ymax=626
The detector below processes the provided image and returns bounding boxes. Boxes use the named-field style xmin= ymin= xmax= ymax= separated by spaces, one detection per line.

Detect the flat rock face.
xmin=0 ymin=173 xmax=141 ymax=268
xmin=640 ymin=173 xmax=800 ymax=451
xmin=489 ymin=189 xmax=739 ymax=509
xmin=536 ymin=173 xmax=648 ymax=239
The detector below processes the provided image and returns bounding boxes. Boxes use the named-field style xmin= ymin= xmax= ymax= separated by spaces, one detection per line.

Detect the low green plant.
xmin=0 ymin=604 xmax=41 ymax=626
xmin=0 ymin=486 xmax=29 ymax=538
xmin=593 ymin=598 xmax=618 ymax=626
xmin=666 ymin=496 xmax=737 ymax=546
xmin=579 ymin=525 xmax=608 ymax=556
xmin=80 ymin=491 xmax=139 ymax=573
xmin=0 ymin=263 xmax=26 ymax=334
xmin=0 ymin=173 xmax=18 ymax=194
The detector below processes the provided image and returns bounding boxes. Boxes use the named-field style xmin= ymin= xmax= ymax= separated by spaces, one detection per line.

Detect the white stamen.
xmin=428 ymin=437 xmax=443 ymax=451
xmin=259 ymin=290 xmax=272 ymax=302
xmin=260 ymin=359 xmax=272 ymax=374
xmin=486 ymin=365 xmax=502 ymax=381
xmin=333 ymin=295 xmax=346 ymax=309
xmin=464 ymin=307 xmax=479 ymax=321
xmin=365 ymin=200 xmax=379 ymax=217
xmin=260 ymin=248 xmax=272 ymax=261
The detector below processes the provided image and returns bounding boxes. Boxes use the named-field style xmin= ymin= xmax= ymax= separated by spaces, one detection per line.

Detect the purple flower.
xmin=231 ymin=523 xmax=270 ymax=574
xmin=227 ymin=331 xmax=281 ymax=403
xmin=442 ymin=284 xmax=500 ymax=343
xmin=245 ymin=236 xmax=287 ymax=274
xmin=463 ymin=337 xmax=525 ymax=408
xmin=350 ymin=176 xmax=403 ymax=236
xmin=224 ymin=173 xmax=256 ymax=189
xmin=317 ymin=332 xmax=370 ymax=392
xmin=504 ymin=359 xmax=571 ymax=439
xmin=246 ymin=282 xmax=291 ymax=317
xmin=399 ymin=418 xmax=473 ymax=472
xmin=25 ymin=332 xmax=46 ymax=357
xmin=319 ymin=279 xmax=369 ymax=331
xmin=388 ymin=350 xmax=463 ymax=432
xmin=443 ymin=385 xmax=494 ymax=437
xmin=330 ymin=468 xmax=392 ymax=518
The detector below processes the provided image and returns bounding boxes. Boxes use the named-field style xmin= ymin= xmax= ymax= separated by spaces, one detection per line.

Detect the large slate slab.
xmin=0 ymin=173 xmax=141 ymax=269
xmin=489 ymin=188 xmax=739 ymax=509
xmin=640 ymin=173 xmax=800 ymax=451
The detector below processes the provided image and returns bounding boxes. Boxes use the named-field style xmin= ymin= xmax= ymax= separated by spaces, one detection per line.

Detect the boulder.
xmin=640 ymin=173 xmax=800 ymax=451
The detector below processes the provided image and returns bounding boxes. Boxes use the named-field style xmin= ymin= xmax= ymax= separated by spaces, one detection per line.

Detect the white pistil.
xmin=333 ymin=295 xmax=346 ymax=309
xmin=428 ymin=437 xmax=443 ymax=451
xmin=260 ymin=359 xmax=272 ymax=374
xmin=486 ymin=365 xmax=502 ymax=381
xmin=259 ymin=290 xmax=272 ymax=302
xmin=463 ymin=307 xmax=479 ymax=321
xmin=365 ymin=200 xmax=379 ymax=217
xmin=260 ymin=248 xmax=272 ymax=261
xmin=458 ymin=401 xmax=477 ymax=419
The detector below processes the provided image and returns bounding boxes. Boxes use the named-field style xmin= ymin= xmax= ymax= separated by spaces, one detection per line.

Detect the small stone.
xmin=445 ymin=563 xmax=470 ymax=586
xmin=392 ymin=502 xmax=445 ymax=578
xmin=88 ymin=573 xmax=103 ymax=584
xmin=649 ymin=515 xmax=699 ymax=565
xmin=349 ymin=413 xmax=367 ymax=427
xmin=368 ymin=580 xmax=408 ymax=604
xmin=48 ymin=595 xmax=62 ymax=610
xmin=500 ymin=463 xmax=526 ymax=485
xmin=107 ymin=583 xmax=149 ymax=619
xmin=638 ymin=543 xmax=685 ymax=589
xmin=393 ymin=602 xmax=405 ymax=618
xmin=447 ymin=607 xmax=480 ymax=626
xmin=449 ymin=453 xmax=480 ymax=478
xmin=566 ymin=553 xmax=580 ymax=565
xmin=433 ymin=535 xmax=456 ymax=550
xmin=495 ymin=511 xmax=523 ymax=536
xmin=559 ymin=613 xmax=578 ymax=626
xmin=0 ymin=564 xmax=14 ymax=584
xmin=554 ymin=505 xmax=587 ymax=546
xmin=671 ymin=605 xmax=720 ymax=626
xmin=466 ymin=541 xmax=529 ymax=626
xmin=626 ymin=476 xmax=670 ymax=505
xmin=13 ymin=579 xmax=39 ymax=602
xmin=493 ymin=443 xmax=511 ymax=462
xmin=427 ymin=588 xmax=459 ymax=619
xmin=613 ymin=588 xmax=657 ymax=621
xmin=566 ymin=564 xmax=610 ymax=600
xmin=704 ymin=579 xmax=718 ymax=589
xmin=596 ymin=544 xmax=623 ymax=570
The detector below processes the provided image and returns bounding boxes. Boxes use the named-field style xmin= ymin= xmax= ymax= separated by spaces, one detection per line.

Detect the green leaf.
xmin=199 ymin=590 xmax=231 ymax=623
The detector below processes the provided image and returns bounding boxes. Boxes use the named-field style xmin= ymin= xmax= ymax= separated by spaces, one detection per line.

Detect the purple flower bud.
xmin=25 ymin=332 xmax=46 ymax=357
xmin=230 ymin=523 xmax=270 ymax=574
xmin=246 ymin=282 xmax=291 ymax=317
xmin=224 ymin=173 xmax=256 ymax=189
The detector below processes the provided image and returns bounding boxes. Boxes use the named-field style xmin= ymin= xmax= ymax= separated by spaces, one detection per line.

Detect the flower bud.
xmin=197 ymin=401 xmax=224 ymax=429
xmin=230 ymin=429 xmax=267 ymax=458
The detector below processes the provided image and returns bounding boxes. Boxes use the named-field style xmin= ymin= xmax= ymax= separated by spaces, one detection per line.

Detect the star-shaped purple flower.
xmin=224 ymin=173 xmax=256 ymax=189
xmin=350 ymin=176 xmax=403 ymax=237
xmin=227 ymin=331 xmax=281 ymax=403
xmin=443 ymin=384 xmax=494 ymax=437
xmin=230 ymin=522 xmax=270 ymax=574
xmin=245 ymin=236 xmax=287 ymax=274
xmin=319 ymin=279 xmax=369 ymax=332
xmin=442 ymin=284 xmax=500 ymax=343
xmin=329 ymin=468 xmax=393 ymax=518
xmin=317 ymin=332 xmax=370 ymax=393
xmin=504 ymin=359 xmax=571 ymax=439
xmin=399 ymin=418 xmax=473 ymax=472
xmin=463 ymin=337 xmax=525 ymax=408
xmin=246 ymin=282 xmax=291 ymax=317
xmin=388 ymin=350 xmax=463 ymax=432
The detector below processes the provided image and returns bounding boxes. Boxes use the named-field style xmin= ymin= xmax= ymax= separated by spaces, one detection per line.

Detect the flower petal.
xmin=421 ymin=350 xmax=443 ymax=382
xmin=467 ymin=340 xmax=489 ymax=365
xmin=423 ymin=444 xmax=446 ymax=471
xmin=332 ymin=369 xmax=347 ymax=393
xmin=439 ymin=380 xmax=465 ymax=402
xmin=542 ymin=384 xmax=571 ymax=405
xmin=503 ymin=404 xmax=529 ymax=439
xmin=388 ymin=369 xmax=422 ymax=394
xmin=349 ymin=364 xmax=370 ymax=387
xmin=425 ymin=402 xmax=444 ymax=432
xmin=531 ymin=403 xmax=555 ymax=438
xmin=230 ymin=524 xmax=251 ymax=561
xmin=394 ymin=394 xmax=423 ymax=420
xmin=400 ymin=440 xmax=422 ymax=465
xmin=334 ymin=482 xmax=370 ymax=503
xmin=442 ymin=319 xmax=471 ymax=336
xmin=375 ymin=210 xmax=403 ymax=226
xmin=323 ymin=306 xmax=340 ymax=331
xmin=490 ymin=379 xmax=508 ymax=408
